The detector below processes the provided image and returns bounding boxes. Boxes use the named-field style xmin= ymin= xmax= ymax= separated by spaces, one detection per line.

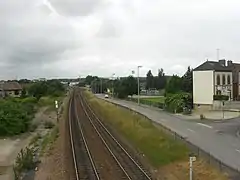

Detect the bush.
xmin=165 ymin=93 xmax=192 ymax=113
xmin=0 ymin=98 xmax=36 ymax=136
xmin=213 ymin=95 xmax=229 ymax=101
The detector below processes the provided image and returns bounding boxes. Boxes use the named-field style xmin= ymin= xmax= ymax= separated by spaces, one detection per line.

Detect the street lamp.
xmin=137 ymin=66 xmax=142 ymax=105
xmin=111 ymin=73 xmax=115 ymax=97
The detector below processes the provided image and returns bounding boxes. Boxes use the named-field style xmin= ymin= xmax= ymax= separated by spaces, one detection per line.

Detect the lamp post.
xmin=137 ymin=66 xmax=142 ymax=105
xmin=111 ymin=73 xmax=115 ymax=97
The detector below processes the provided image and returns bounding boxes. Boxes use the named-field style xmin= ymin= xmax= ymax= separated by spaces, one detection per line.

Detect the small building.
xmin=193 ymin=59 xmax=235 ymax=110
xmin=0 ymin=82 xmax=23 ymax=98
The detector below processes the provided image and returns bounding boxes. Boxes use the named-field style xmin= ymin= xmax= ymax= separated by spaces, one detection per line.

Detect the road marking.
xmin=187 ymin=128 xmax=195 ymax=133
xmin=197 ymin=123 xmax=213 ymax=129
xmin=236 ymin=149 xmax=240 ymax=153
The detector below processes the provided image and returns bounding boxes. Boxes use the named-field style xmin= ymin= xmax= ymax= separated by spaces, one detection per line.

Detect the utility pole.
xmin=137 ymin=66 xmax=142 ymax=105
xmin=217 ymin=48 xmax=220 ymax=60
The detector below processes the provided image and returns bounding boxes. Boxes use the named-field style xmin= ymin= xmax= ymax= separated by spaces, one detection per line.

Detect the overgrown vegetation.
xmin=40 ymin=126 xmax=59 ymax=155
xmin=13 ymin=147 xmax=36 ymax=180
xmin=85 ymin=91 xmax=188 ymax=167
xmin=0 ymin=80 xmax=65 ymax=137
xmin=0 ymin=98 xmax=35 ymax=136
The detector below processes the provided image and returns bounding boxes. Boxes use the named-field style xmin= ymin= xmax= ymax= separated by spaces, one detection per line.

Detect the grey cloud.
xmin=49 ymin=0 xmax=102 ymax=16
xmin=0 ymin=0 xmax=79 ymax=78
xmin=96 ymin=19 xmax=121 ymax=38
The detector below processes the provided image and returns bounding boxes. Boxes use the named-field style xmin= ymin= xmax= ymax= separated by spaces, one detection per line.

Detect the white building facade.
xmin=193 ymin=60 xmax=233 ymax=110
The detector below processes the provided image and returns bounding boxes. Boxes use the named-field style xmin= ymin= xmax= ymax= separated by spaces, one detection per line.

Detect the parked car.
xmin=105 ymin=94 xmax=109 ymax=98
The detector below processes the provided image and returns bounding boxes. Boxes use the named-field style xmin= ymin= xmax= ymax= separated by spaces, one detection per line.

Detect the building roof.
xmin=0 ymin=82 xmax=22 ymax=91
xmin=193 ymin=60 xmax=233 ymax=72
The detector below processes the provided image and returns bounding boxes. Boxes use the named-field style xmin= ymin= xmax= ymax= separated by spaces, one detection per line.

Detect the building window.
xmin=227 ymin=75 xmax=231 ymax=84
xmin=217 ymin=75 xmax=220 ymax=85
xmin=222 ymin=75 xmax=226 ymax=85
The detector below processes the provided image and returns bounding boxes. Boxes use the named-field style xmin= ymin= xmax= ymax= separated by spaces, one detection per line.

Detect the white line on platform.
xmin=197 ymin=123 xmax=213 ymax=129
xmin=236 ymin=149 xmax=240 ymax=153
xmin=187 ymin=128 xmax=195 ymax=133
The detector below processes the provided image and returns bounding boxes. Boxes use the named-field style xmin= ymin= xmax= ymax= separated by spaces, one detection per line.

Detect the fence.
xmin=108 ymin=99 xmax=240 ymax=180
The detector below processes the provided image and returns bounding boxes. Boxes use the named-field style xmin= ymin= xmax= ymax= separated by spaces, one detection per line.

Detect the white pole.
xmin=189 ymin=158 xmax=193 ymax=180
xmin=189 ymin=156 xmax=196 ymax=180
xmin=137 ymin=66 xmax=142 ymax=105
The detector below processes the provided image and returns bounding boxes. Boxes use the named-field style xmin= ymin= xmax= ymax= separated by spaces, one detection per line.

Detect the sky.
xmin=2 ymin=0 xmax=240 ymax=79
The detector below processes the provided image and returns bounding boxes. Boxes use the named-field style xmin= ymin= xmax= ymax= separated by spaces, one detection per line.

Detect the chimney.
xmin=227 ymin=60 xmax=233 ymax=66
xmin=219 ymin=59 xmax=226 ymax=66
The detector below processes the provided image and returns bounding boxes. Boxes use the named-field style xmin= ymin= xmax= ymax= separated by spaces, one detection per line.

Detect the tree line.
xmin=84 ymin=66 xmax=193 ymax=100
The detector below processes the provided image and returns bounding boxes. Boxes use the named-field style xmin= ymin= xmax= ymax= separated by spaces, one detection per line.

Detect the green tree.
xmin=146 ymin=70 xmax=154 ymax=90
xmin=28 ymin=80 xmax=65 ymax=99
xmin=113 ymin=76 xmax=138 ymax=99
xmin=182 ymin=66 xmax=193 ymax=93
xmin=156 ymin=68 xmax=167 ymax=90
xmin=165 ymin=75 xmax=183 ymax=94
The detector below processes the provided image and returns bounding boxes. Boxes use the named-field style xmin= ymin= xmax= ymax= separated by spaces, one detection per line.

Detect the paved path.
xmin=97 ymin=95 xmax=240 ymax=175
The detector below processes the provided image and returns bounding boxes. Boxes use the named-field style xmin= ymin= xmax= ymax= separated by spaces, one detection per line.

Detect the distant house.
xmin=193 ymin=59 xmax=240 ymax=109
xmin=0 ymin=82 xmax=23 ymax=98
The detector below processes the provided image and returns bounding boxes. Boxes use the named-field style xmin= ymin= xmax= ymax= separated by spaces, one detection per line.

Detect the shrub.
xmin=213 ymin=95 xmax=229 ymax=101
xmin=13 ymin=147 xmax=36 ymax=180
xmin=165 ymin=93 xmax=192 ymax=113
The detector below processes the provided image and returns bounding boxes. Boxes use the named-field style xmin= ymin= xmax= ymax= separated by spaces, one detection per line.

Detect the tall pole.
xmin=112 ymin=73 xmax=115 ymax=97
xmin=137 ymin=66 xmax=142 ymax=105
xmin=100 ymin=78 xmax=103 ymax=94
xmin=217 ymin=48 xmax=220 ymax=60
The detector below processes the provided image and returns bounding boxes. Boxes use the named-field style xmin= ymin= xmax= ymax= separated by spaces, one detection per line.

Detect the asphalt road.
xmin=96 ymin=95 xmax=240 ymax=174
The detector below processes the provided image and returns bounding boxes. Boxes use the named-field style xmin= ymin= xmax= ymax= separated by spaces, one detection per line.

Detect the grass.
xmin=85 ymin=91 xmax=188 ymax=167
xmin=40 ymin=126 xmax=59 ymax=156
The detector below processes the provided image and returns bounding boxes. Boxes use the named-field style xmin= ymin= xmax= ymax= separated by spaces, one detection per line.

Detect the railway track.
xmin=68 ymin=94 xmax=100 ymax=180
xmin=68 ymin=89 xmax=153 ymax=179
xmin=76 ymin=91 xmax=153 ymax=180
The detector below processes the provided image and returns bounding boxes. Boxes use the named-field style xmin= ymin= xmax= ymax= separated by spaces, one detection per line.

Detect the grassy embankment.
xmin=84 ymin=91 xmax=228 ymax=180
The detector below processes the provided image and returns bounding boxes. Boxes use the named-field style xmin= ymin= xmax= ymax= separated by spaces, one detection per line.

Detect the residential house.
xmin=193 ymin=59 xmax=236 ymax=110
xmin=0 ymin=81 xmax=23 ymax=98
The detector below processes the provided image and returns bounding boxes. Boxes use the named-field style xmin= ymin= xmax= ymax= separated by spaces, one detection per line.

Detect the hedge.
xmin=213 ymin=95 xmax=229 ymax=101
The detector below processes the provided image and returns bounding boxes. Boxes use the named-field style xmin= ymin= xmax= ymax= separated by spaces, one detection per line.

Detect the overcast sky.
xmin=1 ymin=0 xmax=240 ymax=79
